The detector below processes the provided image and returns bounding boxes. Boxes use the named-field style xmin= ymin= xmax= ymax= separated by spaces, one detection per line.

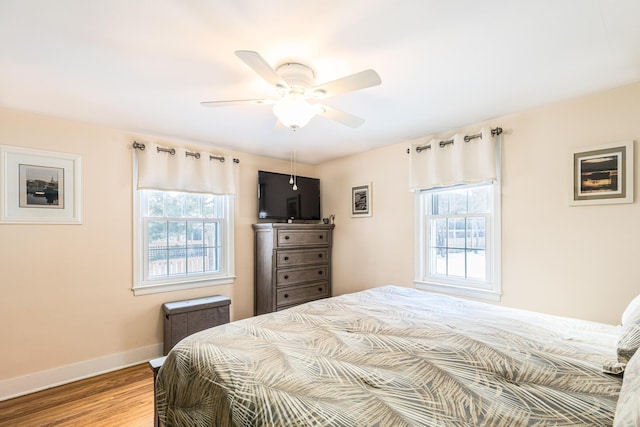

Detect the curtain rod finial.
xmin=132 ymin=141 xmax=146 ymax=151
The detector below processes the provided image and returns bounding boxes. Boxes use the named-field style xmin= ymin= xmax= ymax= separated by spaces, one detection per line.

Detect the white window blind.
xmin=409 ymin=127 xmax=497 ymax=191
xmin=135 ymin=142 xmax=237 ymax=195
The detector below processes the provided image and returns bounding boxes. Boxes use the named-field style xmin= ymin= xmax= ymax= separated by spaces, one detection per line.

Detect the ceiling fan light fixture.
xmin=273 ymin=95 xmax=317 ymax=129
xmin=202 ymin=51 xmax=380 ymax=128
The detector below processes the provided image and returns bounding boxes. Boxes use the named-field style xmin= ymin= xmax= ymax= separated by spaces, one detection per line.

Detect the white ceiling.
xmin=1 ymin=1 xmax=640 ymax=164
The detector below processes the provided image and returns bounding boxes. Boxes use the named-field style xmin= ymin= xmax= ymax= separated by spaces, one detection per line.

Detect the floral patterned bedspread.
xmin=156 ymin=286 xmax=621 ymax=426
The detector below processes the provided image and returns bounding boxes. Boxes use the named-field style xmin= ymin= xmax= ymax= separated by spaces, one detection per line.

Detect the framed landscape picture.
xmin=18 ymin=164 xmax=65 ymax=209
xmin=569 ymin=140 xmax=633 ymax=206
xmin=0 ymin=145 xmax=82 ymax=223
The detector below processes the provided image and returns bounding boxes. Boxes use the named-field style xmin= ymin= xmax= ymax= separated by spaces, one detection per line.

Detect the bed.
xmin=155 ymin=286 xmax=640 ymax=426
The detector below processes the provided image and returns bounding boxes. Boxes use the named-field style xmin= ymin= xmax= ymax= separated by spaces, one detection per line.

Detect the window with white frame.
xmin=415 ymin=182 xmax=501 ymax=301
xmin=133 ymin=189 xmax=234 ymax=295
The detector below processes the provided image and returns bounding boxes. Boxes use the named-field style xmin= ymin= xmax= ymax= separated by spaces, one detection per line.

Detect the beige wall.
xmin=319 ymin=81 xmax=640 ymax=325
xmin=2 ymin=80 xmax=640 ymax=397
xmin=317 ymin=144 xmax=415 ymax=296
xmin=0 ymin=108 xmax=315 ymax=391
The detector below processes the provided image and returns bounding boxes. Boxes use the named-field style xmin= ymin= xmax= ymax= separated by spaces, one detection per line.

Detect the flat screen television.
xmin=258 ymin=170 xmax=321 ymax=221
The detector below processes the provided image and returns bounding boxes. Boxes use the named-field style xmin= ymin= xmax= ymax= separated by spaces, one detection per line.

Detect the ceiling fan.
xmin=201 ymin=50 xmax=381 ymax=130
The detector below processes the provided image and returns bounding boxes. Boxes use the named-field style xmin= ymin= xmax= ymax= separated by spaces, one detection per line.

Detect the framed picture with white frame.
xmin=0 ymin=145 xmax=82 ymax=224
xmin=569 ymin=140 xmax=633 ymax=206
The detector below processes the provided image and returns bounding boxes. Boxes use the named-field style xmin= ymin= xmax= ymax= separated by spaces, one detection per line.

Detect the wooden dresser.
xmin=253 ymin=223 xmax=334 ymax=315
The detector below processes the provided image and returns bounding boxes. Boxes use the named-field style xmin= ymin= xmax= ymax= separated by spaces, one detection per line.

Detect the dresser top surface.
xmin=252 ymin=223 xmax=335 ymax=230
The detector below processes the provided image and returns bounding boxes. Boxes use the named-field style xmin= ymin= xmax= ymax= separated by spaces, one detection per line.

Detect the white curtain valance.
xmin=409 ymin=127 xmax=498 ymax=191
xmin=134 ymin=142 xmax=238 ymax=195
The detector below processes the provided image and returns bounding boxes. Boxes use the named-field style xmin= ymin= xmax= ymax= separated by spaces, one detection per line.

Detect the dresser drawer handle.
xmin=318 ymin=235 xmax=323 ymax=239
xmin=318 ymin=254 xmax=323 ymax=258
xmin=284 ymin=256 xmax=289 ymax=261
xmin=318 ymin=287 xmax=323 ymax=292
xmin=284 ymin=275 xmax=289 ymax=279
xmin=284 ymin=235 xmax=290 ymax=240
xmin=318 ymin=271 xmax=323 ymax=275
xmin=284 ymin=293 xmax=289 ymax=298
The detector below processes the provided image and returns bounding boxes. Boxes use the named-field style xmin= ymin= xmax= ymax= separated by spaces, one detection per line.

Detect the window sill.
xmin=415 ymin=280 xmax=501 ymax=302
xmin=132 ymin=275 xmax=235 ymax=296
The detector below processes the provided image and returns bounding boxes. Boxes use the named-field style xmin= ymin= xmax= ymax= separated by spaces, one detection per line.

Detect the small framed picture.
xmin=569 ymin=140 xmax=633 ymax=206
xmin=0 ymin=145 xmax=82 ymax=223
xmin=351 ymin=183 xmax=372 ymax=217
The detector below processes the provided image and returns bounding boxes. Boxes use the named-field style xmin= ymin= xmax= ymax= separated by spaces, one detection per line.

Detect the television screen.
xmin=258 ymin=170 xmax=321 ymax=221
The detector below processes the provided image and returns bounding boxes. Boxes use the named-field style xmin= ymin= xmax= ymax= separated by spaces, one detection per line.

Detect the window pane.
xmin=147 ymin=191 xmax=164 ymax=217
xmin=187 ymin=221 xmax=204 ymax=244
xmin=204 ymin=222 xmax=219 ymax=272
xmin=203 ymin=195 xmax=216 ymax=218
xmin=184 ymin=194 xmax=201 ymax=217
xmin=205 ymin=247 xmax=219 ymax=272
xmin=148 ymin=221 xmax=167 ymax=245
xmin=204 ymin=222 xmax=218 ymax=245
xmin=466 ymin=217 xmax=486 ymax=250
xmin=430 ymin=219 xmax=446 ymax=248
xmin=168 ymin=221 xmax=186 ymax=247
xmin=164 ymin=193 xmax=184 ymax=218
xmin=432 ymin=193 xmax=449 ymax=215
xmin=447 ymin=248 xmax=465 ymax=277
xmin=187 ymin=247 xmax=204 ymax=273
xmin=468 ymin=186 xmax=491 ymax=213
xmin=186 ymin=222 xmax=203 ymax=274
xmin=168 ymin=248 xmax=186 ymax=275
xmin=147 ymin=221 xmax=167 ymax=278
xmin=467 ymin=249 xmax=486 ymax=280
xmin=431 ymin=248 xmax=447 ymax=276
xmin=448 ymin=218 xmax=465 ymax=248
xmin=449 ymin=190 xmax=467 ymax=214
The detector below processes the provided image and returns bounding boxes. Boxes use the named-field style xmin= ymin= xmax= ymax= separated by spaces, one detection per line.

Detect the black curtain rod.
xmin=132 ymin=141 xmax=240 ymax=163
xmin=408 ymin=127 xmax=503 ymax=154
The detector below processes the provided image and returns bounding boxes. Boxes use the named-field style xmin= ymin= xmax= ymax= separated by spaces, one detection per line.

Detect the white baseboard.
xmin=0 ymin=343 xmax=163 ymax=401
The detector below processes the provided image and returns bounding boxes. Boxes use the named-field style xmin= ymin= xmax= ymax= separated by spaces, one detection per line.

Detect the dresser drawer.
xmin=276 ymin=229 xmax=330 ymax=247
xmin=276 ymin=282 xmax=329 ymax=308
xmin=276 ymin=265 xmax=328 ymax=286
xmin=276 ymin=248 xmax=329 ymax=267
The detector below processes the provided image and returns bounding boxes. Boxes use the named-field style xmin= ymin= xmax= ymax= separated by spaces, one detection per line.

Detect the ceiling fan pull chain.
xmin=292 ymin=139 xmax=298 ymax=191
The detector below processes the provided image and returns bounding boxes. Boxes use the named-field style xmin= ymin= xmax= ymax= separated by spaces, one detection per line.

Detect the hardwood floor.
xmin=0 ymin=363 xmax=154 ymax=427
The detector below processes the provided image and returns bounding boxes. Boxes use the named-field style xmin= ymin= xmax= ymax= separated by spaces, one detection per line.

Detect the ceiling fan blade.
xmin=200 ymin=99 xmax=274 ymax=107
xmin=235 ymin=50 xmax=288 ymax=88
xmin=313 ymin=69 xmax=381 ymax=98
xmin=316 ymin=104 xmax=365 ymax=128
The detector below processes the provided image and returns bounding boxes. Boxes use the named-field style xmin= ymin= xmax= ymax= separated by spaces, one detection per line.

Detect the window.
xmin=133 ymin=190 xmax=234 ymax=295
xmin=415 ymin=182 xmax=501 ymax=300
